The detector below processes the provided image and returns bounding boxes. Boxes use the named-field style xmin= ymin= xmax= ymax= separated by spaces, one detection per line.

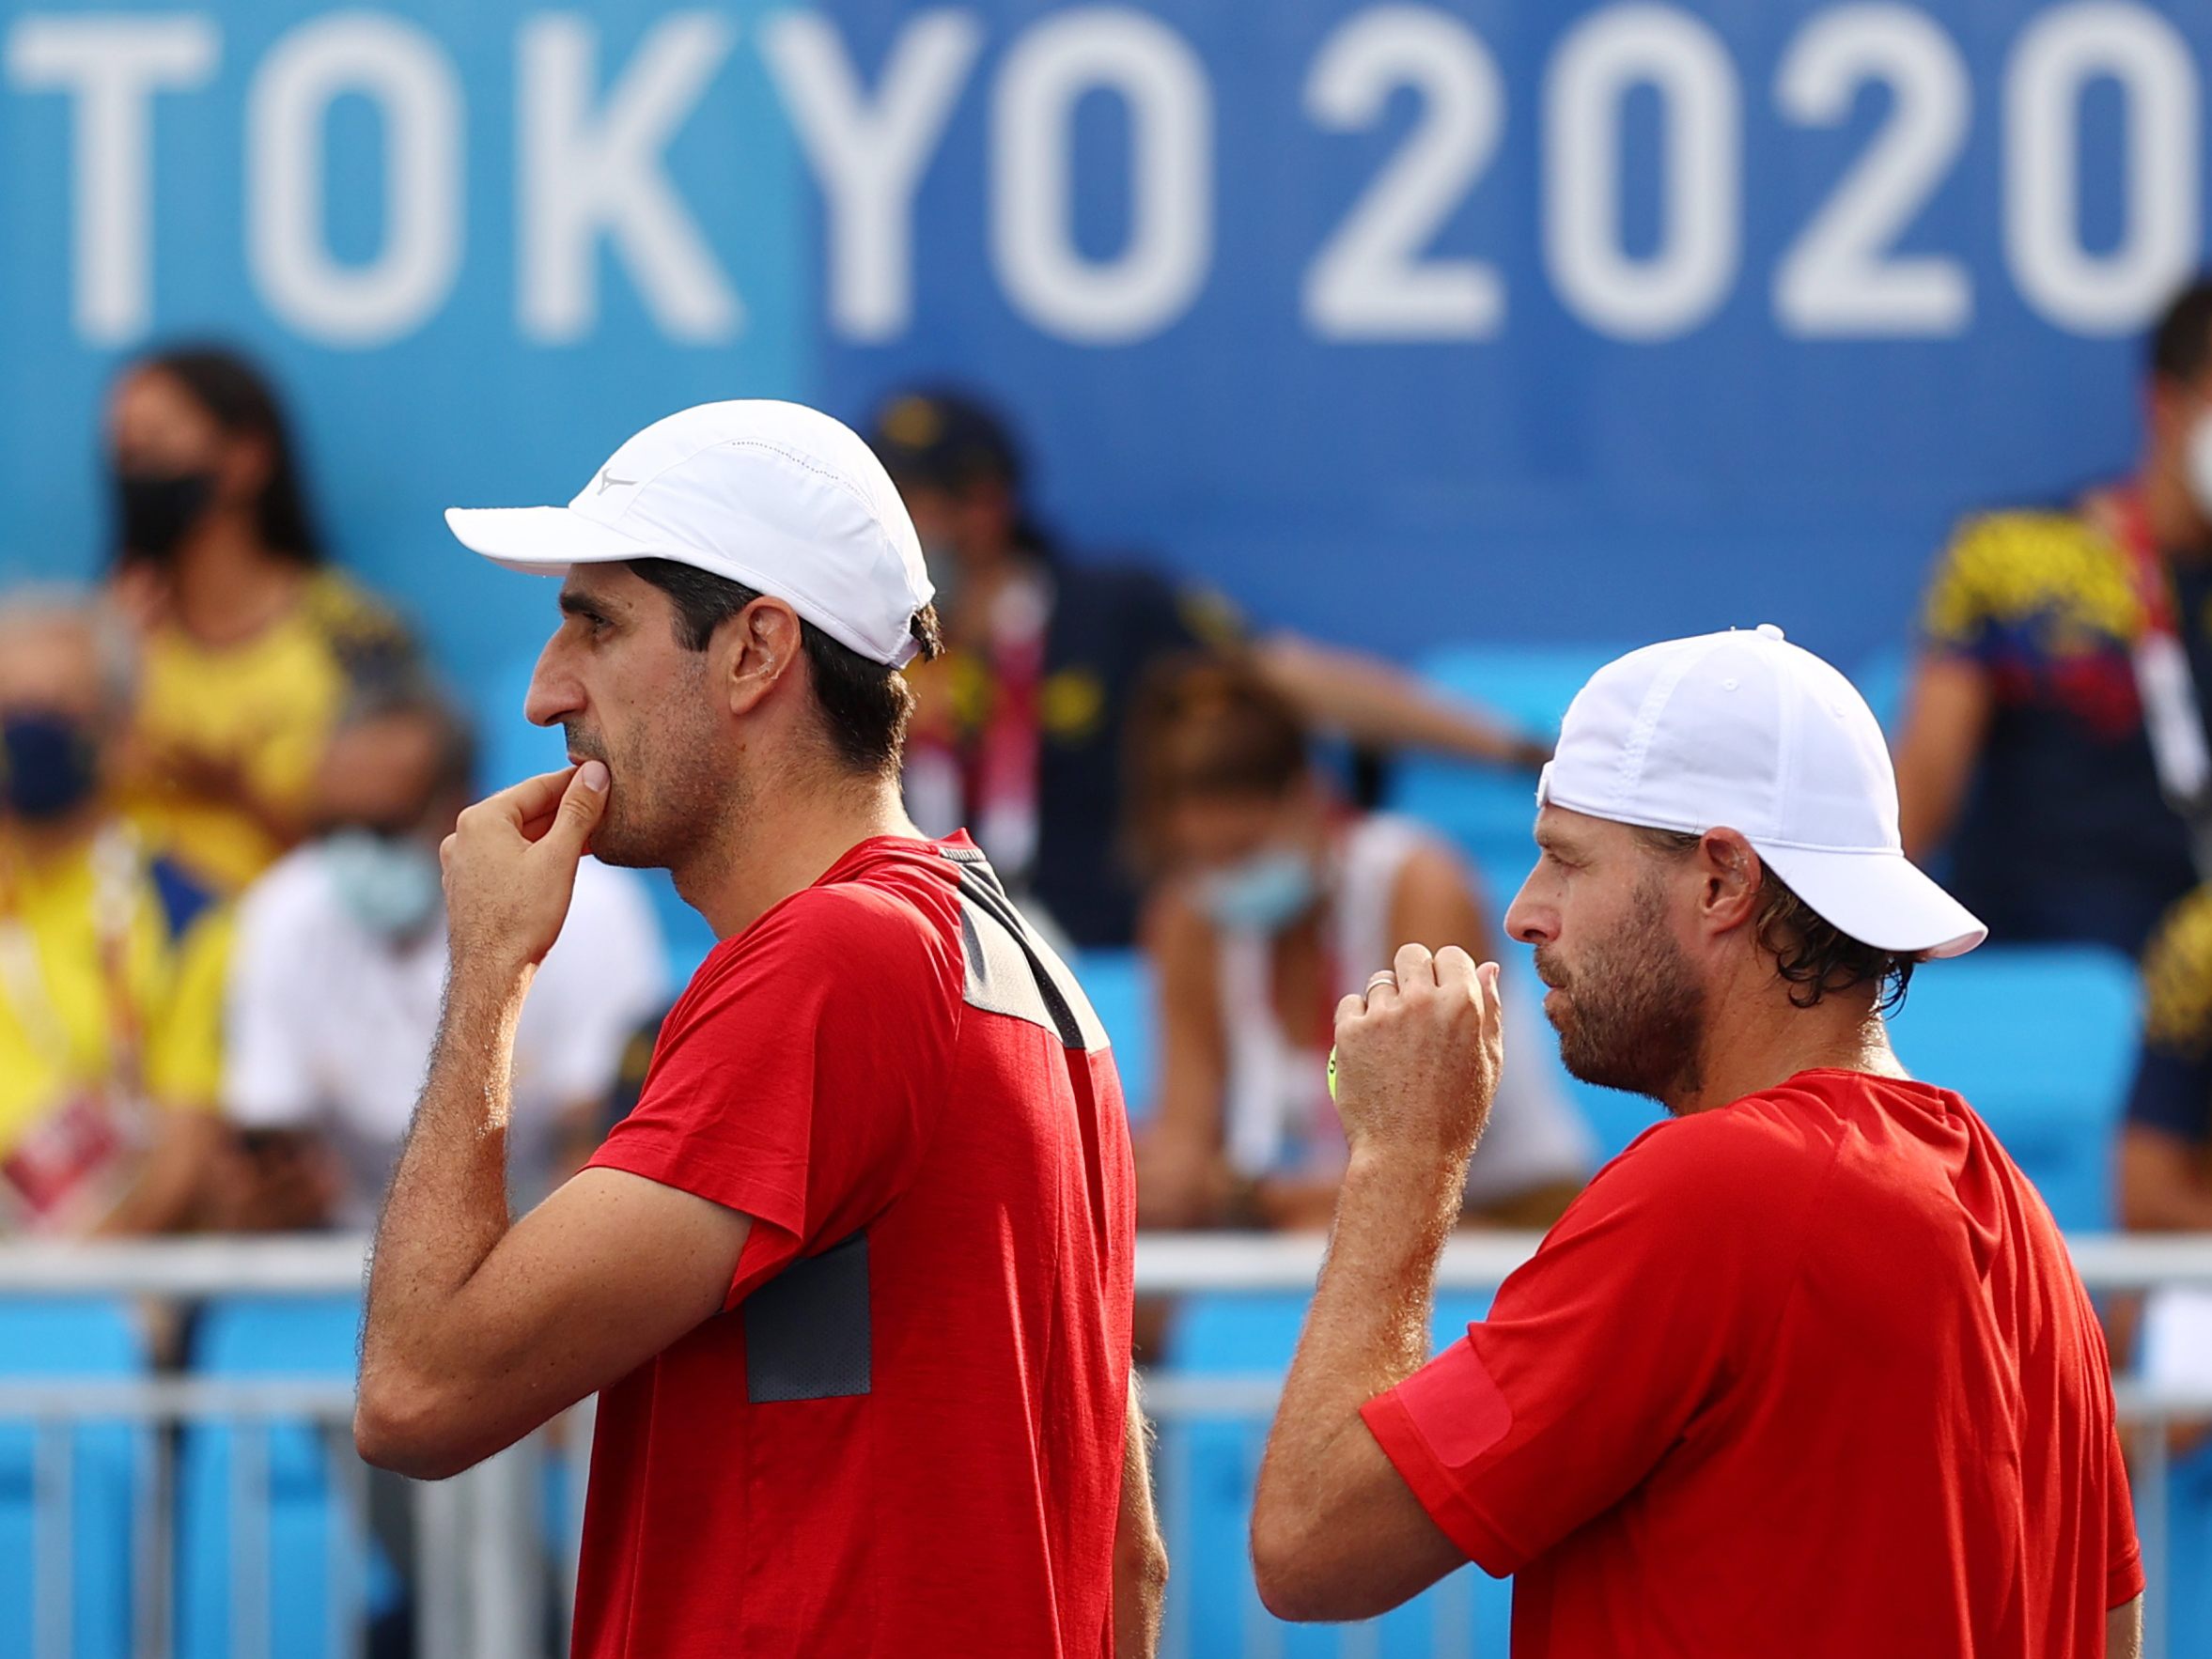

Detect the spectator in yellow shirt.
xmin=0 ymin=593 xmax=229 ymax=1235
xmin=106 ymin=345 xmax=421 ymax=894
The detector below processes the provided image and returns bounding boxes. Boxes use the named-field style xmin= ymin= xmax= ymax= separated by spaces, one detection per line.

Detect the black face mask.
xmin=0 ymin=711 xmax=101 ymax=823
xmin=115 ymin=469 xmax=217 ymax=561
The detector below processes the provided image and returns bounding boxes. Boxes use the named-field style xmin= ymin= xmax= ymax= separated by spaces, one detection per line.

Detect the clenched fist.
xmin=1330 ymin=941 xmax=1504 ymax=1164
xmin=440 ymin=762 xmax=609 ymax=978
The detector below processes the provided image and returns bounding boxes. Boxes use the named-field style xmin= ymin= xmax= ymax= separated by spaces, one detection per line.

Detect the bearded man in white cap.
xmin=1251 ymin=625 xmax=2142 ymax=1657
xmin=352 ymin=402 xmax=1162 ymax=1658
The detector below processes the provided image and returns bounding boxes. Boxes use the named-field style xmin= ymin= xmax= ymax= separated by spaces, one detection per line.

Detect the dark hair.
xmin=1634 ymin=827 xmax=1915 ymax=1015
xmin=2149 ymin=278 xmax=2212 ymax=386
xmin=130 ymin=344 xmax=322 ymax=564
xmin=626 ymin=558 xmax=942 ymax=778
xmin=1123 ymin=653 xmax=1310 ymax=876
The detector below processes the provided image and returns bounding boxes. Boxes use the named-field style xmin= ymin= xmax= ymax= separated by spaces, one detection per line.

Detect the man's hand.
xmin=1252 ymin=938 xmax=1498 ymax=1622
xmin=1331 ymin=942 xmax=1503 ymax=1164
xmin=440 ymin=762 xmax=609 ymax=975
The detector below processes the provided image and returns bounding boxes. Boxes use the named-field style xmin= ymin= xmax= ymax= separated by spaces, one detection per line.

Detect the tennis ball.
xmin=1328 ymin=1046 xmax=1338 ymax=1102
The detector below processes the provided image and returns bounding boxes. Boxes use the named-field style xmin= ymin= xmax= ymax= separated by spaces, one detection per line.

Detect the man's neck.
xmin=675 ymin=773 xmax=924 ymax=940
xmin=1663 ymin=984 xmax=1906 ymax=1117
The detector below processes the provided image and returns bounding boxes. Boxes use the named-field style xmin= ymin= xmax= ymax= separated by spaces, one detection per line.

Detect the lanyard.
xmin=968 ymin=575 xmax=1051 ymax=880
xmin=2095 ymin=489 xmax=2212 ymax=872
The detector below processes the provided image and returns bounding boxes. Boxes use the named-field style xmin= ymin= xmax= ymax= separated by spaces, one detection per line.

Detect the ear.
xmin=1695 ymin=828 xmax=1764 ymax=938
xmin=719 ymin=597 xmax=805 ymax=718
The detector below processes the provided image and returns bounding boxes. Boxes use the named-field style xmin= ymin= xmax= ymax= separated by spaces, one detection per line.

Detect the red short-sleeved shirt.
xmin=570 ymin=834 xmax=1136 ymax=1658
xmin=1363 ymin=1068 xmax=2141 ymax=1658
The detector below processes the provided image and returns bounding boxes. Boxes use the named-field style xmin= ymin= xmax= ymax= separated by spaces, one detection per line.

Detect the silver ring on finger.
xmin=1365 ymin=970 xmax=1398 ymax=996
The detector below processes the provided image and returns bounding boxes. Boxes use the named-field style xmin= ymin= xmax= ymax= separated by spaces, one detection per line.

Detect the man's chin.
xmin=584 ymin=836 xmax=653 ymax=870
xmin=581 ymin=815 xmax=651 ymax=869
xmin=1557 ymin=1036 xmax=1632 ymax=1096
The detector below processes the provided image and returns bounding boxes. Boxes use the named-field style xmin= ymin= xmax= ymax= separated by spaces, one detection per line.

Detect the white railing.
xmin=9 ymin=1227 xmax=2212 ymax=1293
xmin=0 ymin=1233 xmax=2207 ymax=1659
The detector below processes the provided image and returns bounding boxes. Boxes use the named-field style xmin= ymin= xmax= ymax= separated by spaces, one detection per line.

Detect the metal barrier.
xmin=0 ymin=1233 xmax=2206 ymax=1658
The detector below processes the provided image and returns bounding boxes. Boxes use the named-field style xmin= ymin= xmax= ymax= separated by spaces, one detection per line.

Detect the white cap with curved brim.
xmin=1538 ymin=624 xmax=1986 ymax=959
xmin=444 ymin=399 xmax=935 ymax=668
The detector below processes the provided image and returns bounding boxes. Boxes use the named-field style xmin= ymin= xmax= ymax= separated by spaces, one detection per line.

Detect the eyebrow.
xmin=558 ymin=588 xmax=613 ymax=621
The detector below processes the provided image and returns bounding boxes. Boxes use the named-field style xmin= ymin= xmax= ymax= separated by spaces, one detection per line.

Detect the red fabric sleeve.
xmin=1361 ymin=1110 xmax=1830 ymax=1574
xmin=2107 ymin=1423 xmax=2145 ymax=1610
xmin=1361 ymin=1341 xmax=1520 ymax=1571
xmin=585 ymin=884 xmax=958 ymax=1309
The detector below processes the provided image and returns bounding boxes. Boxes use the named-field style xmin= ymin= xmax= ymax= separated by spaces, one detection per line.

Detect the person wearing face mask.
xmin=870 ymin=387 xmax=1551 ymax=952
xmin=217 ymin=690 xmax=666 ymax=1229
xmin=0 ymin=593 xmax=231 ymax=1236
xmin=105 ymin=344 xmax=421 ymax=896
xmin=1126 ymin=657 xmax=1589 ymax=1235
xmin=1894 ymin=276 xmax=2212 ymax=957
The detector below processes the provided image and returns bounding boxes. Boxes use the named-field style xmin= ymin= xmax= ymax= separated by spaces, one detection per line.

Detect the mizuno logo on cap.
xmin=596 ymin=468 xmax=637 ymax=495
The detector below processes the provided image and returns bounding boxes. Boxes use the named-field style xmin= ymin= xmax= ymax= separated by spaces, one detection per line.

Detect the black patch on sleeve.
xmin=743 ymin=1232 xmax=871 ymax=1403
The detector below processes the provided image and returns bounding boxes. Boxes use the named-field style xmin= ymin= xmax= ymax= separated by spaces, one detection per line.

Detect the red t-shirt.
xmin=1363 ymin=1068 xmax=2141 ymax=1658
xmin=570 ymin=834 xmax=1136 ymax=1657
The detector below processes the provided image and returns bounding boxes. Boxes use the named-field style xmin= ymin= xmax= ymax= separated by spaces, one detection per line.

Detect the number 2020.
xmin=1301 ymin=0 xmax=2201 ymax=343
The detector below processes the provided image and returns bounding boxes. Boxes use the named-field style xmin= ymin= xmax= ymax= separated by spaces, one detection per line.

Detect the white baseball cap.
xmin=444 ymin=399 xmax=935 ymax=667
xmin=1540 ymin=625 xmax=1986 ymax=959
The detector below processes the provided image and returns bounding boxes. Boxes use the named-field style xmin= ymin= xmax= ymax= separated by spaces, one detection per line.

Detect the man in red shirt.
xmin=353 ymin=399 xmax=1161 ymax=1656
xmin=1252 ymin=624 xmax=2144 ymax=1656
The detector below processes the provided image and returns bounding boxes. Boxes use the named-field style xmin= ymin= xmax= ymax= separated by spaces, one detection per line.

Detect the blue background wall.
xmin=1 ymin=0 xmax=2204 ymax=735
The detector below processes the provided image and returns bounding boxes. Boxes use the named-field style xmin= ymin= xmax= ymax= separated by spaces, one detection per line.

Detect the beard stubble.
xmin=1536 ymin=875 xmax=1706 ymax=1107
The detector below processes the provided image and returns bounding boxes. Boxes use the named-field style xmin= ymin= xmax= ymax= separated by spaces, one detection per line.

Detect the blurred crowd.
xmin=1 ymin=349 xmax=666 ymax=1246
xmin=16 ymin=276 xmax=2212 ymax=1300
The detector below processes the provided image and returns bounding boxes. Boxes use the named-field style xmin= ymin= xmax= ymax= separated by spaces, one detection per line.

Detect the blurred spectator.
xmin=2119 ymin=885 xmax=2212 ymax=1233
xmin=1125 ymin=657 xmax=1589 ymax=1233
xmin=2117 ymin=885 xmax=2212 ymax=1497
xmin=0 ymin=592 xmax=228 ymax=1235
xmin=1895 ymin=278 xmax=2212 ymax=957
xmin=105 ymin=344 xmax=420 ymax=896
xmin=871 ymin=387 xmax=1550 ymax=948
xmin=216 ymin=689 xmax=665 ymax=1230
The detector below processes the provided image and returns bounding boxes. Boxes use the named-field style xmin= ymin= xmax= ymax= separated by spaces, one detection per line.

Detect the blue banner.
xmin=1 ymin=0 xmax=2206 ymax=712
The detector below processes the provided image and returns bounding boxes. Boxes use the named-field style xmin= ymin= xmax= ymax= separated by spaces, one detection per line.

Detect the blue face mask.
xmin=322 ymin=829 xmax=443 ymax=941
xmin=1197 ymin=846 xmax=1321 ymax=935
xmin=0 ymin=711 xmax=101 ymax=823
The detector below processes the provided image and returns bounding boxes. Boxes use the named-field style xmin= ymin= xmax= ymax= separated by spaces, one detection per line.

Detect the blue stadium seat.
xmin=2159 ymin=1441 xmax=2212 ymax=1659
xmin=176 ymin=1294 xmax=384 ymax=1659
xmin=1072 ymin=949 xmax=1157 ymax=1124
xmin=0 ymin=1297 xmax=143 ymax=1659
xmin=1159 ymin=1289 xmax=1508 ymax=1656
xmin=1387 ymin=643 xmax=1625 ymax=904
xmin=1888 ymin=946 xmax=2139 ymax=1231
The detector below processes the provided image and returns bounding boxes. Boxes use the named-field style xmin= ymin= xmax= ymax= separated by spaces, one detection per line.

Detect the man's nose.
xmin=1503 ymin=874 xmax=1554 ymax=946
xmin=522 ymin=636 xmax=578 ymax=730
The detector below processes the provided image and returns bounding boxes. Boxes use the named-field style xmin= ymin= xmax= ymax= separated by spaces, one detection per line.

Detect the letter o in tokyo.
xmin=247 ymin=14 xmax=462 ymax=347
xmin=991 ymin=8 xmax=1213 ymax=345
